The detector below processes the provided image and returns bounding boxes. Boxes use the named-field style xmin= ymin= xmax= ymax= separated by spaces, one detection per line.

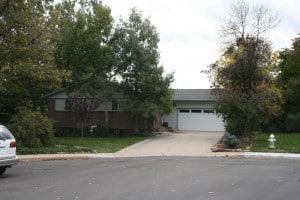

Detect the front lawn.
xmin=251 ymin=133 xmax=300 ymax=153
xmin=17 ymin=135 xmax=151 ymax=155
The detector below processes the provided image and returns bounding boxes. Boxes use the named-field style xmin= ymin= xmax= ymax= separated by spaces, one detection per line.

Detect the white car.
xmin=0 ymin=125 xmax=18 ymax=175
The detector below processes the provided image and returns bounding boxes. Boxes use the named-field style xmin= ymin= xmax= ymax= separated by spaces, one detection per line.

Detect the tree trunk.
xmin=148 ymin=117 xmax=155 ymax=133
xmin=81 ymin=123 xmax=84 ymax=137
xmin=77 ymin=121 xmax=84 ymax=137
xmin=134 ymin=114 xmax=139 ymax=134
xmin=105 ymin=110 xmax=108 ymax=134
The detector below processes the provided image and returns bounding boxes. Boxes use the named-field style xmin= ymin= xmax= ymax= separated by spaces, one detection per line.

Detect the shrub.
xmin=223 ymin=131 xmax=239 ymax=148
xmin=8 ymin=107 xmax=56 ymax=147
xmin=286 ymin=113 xmax=300 ymax=132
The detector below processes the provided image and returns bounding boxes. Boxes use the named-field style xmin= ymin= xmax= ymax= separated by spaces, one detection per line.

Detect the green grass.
xmin=17 ymin=135 xmax=151 ymax=155
xmin=251 ymin=133 xmax=300 ymax=153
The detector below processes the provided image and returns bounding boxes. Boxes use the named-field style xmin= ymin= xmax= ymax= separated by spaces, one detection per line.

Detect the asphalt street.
xmin=1 ymin=157 xmax=300 ymax=200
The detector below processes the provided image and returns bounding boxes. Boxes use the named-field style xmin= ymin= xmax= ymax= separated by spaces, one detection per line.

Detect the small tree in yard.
xmin=65 ymin=91 xmax=100 ymax=137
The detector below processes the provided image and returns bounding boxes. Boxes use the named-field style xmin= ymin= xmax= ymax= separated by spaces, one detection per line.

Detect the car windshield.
xmin=0 ymin=125 xmax=14 ymax=140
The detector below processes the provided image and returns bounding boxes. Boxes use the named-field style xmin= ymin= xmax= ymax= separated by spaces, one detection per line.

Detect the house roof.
xmin=46 ymin=88 xmax=216 ymax=101
xmin=172 ymin=89 xmax=216 ymax=101
xmin=43 ymin=88 xmax=67 ymax=98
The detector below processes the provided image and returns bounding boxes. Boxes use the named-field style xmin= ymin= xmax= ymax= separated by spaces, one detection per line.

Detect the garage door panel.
xmin=178 ymin=109 xmax=224 ymax=131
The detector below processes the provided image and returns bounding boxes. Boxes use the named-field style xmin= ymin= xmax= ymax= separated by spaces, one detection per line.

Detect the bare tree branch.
xmin=219 ymin=0 xmax=280 ymax=46
xmin=252 ymin=4 xmax=280 ymax=40
xmin=219 ymin=0 xmax=250 ymax=45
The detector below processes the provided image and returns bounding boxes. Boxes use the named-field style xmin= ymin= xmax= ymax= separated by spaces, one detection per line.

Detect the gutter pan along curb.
xmin=243 ymin=152 xmax=300 ymax=159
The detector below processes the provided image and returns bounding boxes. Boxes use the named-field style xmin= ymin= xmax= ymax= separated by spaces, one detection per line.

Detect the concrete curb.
xmin=18 ymin=154 xmax=89 ymax=162
xmin=18 ymin=152 xmax=243 ymax=161
xmin=243 ymin=152 xmax=300 ymax=159
xmin=87 ymin=153 xmax=115 ymax=159
xmin=18 ymin=153 xmax=117 ymax=162
xmin=17 ymin=152 xmax=300 ymax=162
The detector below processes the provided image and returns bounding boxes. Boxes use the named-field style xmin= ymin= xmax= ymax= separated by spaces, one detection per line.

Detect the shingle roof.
xmin=43 ymin=88 xmax=67 ymax=98
xmin=172 ymin=89 xmax=216 ymax=101
xmin=46 ymin=88 xmax=216 ymax=101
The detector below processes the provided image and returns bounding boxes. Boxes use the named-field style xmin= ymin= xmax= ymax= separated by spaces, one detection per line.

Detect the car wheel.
xmin=0 ymin=167 xmax=7 ymax=175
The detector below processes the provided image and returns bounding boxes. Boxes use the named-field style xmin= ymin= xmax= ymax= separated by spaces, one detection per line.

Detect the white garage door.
xmin=178 ymin=109 xmax=224 ymax=131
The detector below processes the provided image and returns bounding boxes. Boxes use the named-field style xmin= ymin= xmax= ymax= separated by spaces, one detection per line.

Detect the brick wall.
xmin=48 ymin=99 xmax=161 ymax=132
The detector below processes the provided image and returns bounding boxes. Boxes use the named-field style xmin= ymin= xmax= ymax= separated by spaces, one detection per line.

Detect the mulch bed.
xmin=211 ymin=136 xmax=251 ymax=152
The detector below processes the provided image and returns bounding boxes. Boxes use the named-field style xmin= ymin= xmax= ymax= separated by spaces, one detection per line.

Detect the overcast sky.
xmin=102 ymin=0 xmax=299 ymax=89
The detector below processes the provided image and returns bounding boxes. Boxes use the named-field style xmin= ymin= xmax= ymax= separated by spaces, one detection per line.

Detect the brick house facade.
xmin=47 ymin=90 xmax=162 ymax=134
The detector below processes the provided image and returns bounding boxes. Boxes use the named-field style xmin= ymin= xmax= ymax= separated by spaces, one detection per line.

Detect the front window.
xmin=179 ymin=109 xmax=190 ymax=113
xmin=112 ymin=100 xmax=119 ymax=111
xmin=203 ymin=109 xmax=214 ymax=114
xmin=112 ymin=99 xmax=125 ymax=111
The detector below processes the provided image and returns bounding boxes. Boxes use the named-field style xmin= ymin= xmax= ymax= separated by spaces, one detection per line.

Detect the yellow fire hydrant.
xmin=268 ymin=134 xmax=276 ymax=149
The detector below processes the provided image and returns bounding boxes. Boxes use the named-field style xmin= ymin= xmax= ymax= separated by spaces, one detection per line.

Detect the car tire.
xmin=0 ymin=167 xmax=7 ymax=175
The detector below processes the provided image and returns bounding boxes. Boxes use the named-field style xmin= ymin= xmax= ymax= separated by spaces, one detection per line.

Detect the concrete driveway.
xmin=115 ymin=131 xmax=224 ymax=157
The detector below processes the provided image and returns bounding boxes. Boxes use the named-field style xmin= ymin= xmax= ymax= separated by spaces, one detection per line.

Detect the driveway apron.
xmin=115 ymin=131 xmax=224 ymax=157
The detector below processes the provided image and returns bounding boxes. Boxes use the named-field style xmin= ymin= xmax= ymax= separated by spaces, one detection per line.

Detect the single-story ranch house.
xmin=46 ymin=89 xmax=224 ymax=133
xmin=46 ymin=89 xmax=159 ymax=134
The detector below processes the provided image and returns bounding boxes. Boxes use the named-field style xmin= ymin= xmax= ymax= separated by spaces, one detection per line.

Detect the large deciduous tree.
xmin=210 ymin=37 xmax=282 ymax=136
xmin=207 ymin=0 xmax=282 ymax=137
xmin=276 ymin=36 xmax=300 ymax=132
xmin=0 ymin=0 xmax=67 ymax=121
xmin=51 ymin=0 xmax=114 ymax=92
xmin=48 ymin=1 xmax=116 ymax=133
xmin=112 ymin=8 xmax=173 ymax=133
